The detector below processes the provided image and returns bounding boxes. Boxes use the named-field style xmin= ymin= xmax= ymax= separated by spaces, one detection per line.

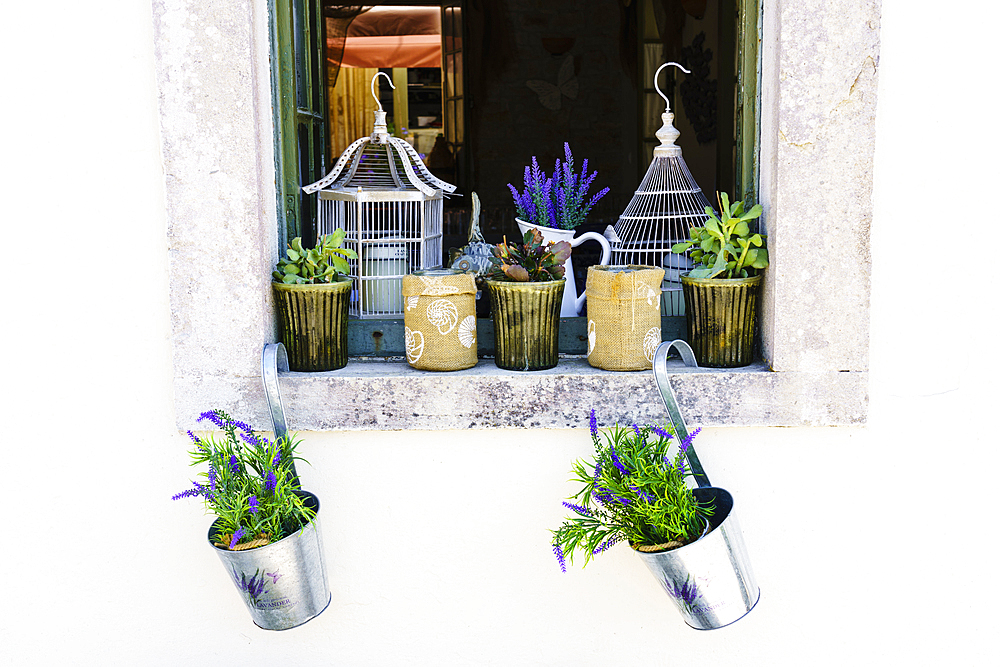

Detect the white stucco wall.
xmin=3 ymin=1 xmax=997 ymax=665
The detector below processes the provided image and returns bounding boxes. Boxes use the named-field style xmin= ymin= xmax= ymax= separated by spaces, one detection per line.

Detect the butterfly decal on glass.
xmin=526 ymin=56 xmax=578 ymax=111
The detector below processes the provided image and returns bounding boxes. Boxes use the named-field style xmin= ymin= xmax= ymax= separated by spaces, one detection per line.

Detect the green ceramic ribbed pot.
xmin=485 ymin=278 xmax=565 ymax=371
xmin=680 ymin=273 xmax=762 ymax=368
xmin=272 ymin=279 xmax=352 ymax=371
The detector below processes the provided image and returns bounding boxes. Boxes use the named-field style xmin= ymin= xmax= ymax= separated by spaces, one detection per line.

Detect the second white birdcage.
xmin=303 ymin=73 xmax=456 ymax=319
xmin=609 ymin=62 xmax=712 ymax=316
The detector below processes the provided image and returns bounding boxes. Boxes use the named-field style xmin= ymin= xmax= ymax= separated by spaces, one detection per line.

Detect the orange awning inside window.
xmin=337 ymin=6 xmax=442 ymax=69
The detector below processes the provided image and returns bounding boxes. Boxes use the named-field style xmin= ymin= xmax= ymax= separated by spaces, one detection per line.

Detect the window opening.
xmin=271 ymin=1 xmax=761 ymax=342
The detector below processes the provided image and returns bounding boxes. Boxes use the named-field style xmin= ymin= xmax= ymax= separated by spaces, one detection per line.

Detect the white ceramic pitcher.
xmin=516 ymin=219 xmax=612 ymax=317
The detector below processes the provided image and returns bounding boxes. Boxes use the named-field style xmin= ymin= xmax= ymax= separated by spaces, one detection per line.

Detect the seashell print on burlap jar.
xmin=401 ymin=269 xmax=478 ymax=371
xmin=585 ymin=265 xmax=665 ymax=371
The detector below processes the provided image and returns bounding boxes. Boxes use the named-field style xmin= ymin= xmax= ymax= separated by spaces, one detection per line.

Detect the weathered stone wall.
xmin=152 ymin=0 xmax=280 ymax=418
xmin=759 ymin=0 xmax=879 ymax=372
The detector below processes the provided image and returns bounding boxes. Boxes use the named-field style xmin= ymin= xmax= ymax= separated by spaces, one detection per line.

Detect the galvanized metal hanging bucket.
xmin=209 ymin=492 xmax=330 ymax=630
xmin=641 ymin=341 xmax=760 ymax=629
xmin=206 ymin=343 xmax=332 ymax=630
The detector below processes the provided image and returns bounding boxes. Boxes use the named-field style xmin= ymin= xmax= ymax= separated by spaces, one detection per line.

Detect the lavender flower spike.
xmin=610 ymin=444 xmax=630 ymax=476
xmin=593 ymin=534 xmax=620 ymax=555
xmin=172 ymin=486 xmax=201 ymax=501
xmin=562 ymin=501 xmax=592 ymax=516
xmin=229 ymin=527 xmax=247 ymax=550
xmin=228 ymin=419 xmax=253 ymax=434
xmin=249 ymin=495 xmax=260 ymax=515
xmin=553 ymin=543 xmax=567 ymax=573
xmin=198 ymin=410 xmax=226 ymax=429
xmin=630 ymin=485 xmax=655 ymax=504
xmin=679 ymin=427 xmax=702 ymax=454
xmin=588 ymin=409 xmax=598 ymax=438
xmin=265 ymin=470 xmax=277 ymax=492
xmin=651 ymin=425 xmax=671 ymax=440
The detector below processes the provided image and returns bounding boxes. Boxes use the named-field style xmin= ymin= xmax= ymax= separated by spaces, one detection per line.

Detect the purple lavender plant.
xmin=550 ymin=412 xmax=713 ymax=570
xmin=509 ymin=143 xmax=610 ymax=230
xmin=175 ymin=408 xmax=315 ymax=551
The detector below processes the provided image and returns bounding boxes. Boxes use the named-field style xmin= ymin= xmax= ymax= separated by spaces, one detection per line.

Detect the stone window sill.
xmin=263 ymin=357 xmax=866 ymax=431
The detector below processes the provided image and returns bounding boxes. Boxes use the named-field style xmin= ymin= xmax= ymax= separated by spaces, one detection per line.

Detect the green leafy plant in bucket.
xmin=272 ymin=229 xmax=358 ymax=284
xmin=485 ymin=228 xmax=571 ymax=282
xmin=550 ymin=410 xmax=713 ymax=570
xmin=671 ymin=193 xmax=768 ymax=279
xmin=173 ymin=410 xmax=315 ymax=550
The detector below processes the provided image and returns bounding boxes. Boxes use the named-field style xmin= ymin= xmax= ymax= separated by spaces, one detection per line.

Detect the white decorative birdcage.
xmin=608 ymin=62 xmax=712 ymax=316
xmin=303 ymin=73 xmax=456 ymax=318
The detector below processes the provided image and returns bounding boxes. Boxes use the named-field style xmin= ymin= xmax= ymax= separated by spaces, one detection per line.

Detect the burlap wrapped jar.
xmin=585 ymin=265 xmax=665 ymax=371
xmin=400 ymin=269 xmax=478 ymax=371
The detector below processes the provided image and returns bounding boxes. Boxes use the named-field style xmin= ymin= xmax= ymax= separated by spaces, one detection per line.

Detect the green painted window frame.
xmin=736 ymin=0 xmax=761 ymax=204
xmin=270 ymin=0 xmax=327 ymax=251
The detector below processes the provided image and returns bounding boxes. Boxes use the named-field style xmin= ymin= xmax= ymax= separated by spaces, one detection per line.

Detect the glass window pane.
xmin=643 ymin=42 xmax=665 ymax=87
xmin=446 ymin=54 xmax=455 ymax=98
xmin=645 ymin=92 xmax=666 ymax=138
xmin=443 ymin=8 xmax=454 ymax=52
xmin=642 ymin=0 xmax=660 ymax=40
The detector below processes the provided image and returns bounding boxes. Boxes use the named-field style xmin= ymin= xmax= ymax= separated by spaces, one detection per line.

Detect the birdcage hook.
xmin=371 ymin=71 xmax=395 ymax=112
xmin=654 ymin=62 xmax=691 ymax=113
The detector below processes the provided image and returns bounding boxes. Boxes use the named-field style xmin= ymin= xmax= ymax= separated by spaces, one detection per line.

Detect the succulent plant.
xmin=671 ymin=192 xmax=768 ymax=279
xmin=272 ymin=229 xmax=358 ymax=284
xmin=485 ymin=228 xmax=571 ymax=282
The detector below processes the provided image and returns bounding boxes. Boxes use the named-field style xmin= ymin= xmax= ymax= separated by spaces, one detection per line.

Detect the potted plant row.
xmin=272 ymin=229 xmax=357 ymax=371
xmin=671 ymin=193 xmax=768 ymax=368
xmin=173 ymin=409 xmax=330 ymax=630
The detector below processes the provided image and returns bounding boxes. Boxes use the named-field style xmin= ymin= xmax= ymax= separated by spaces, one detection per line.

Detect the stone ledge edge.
xmin=173 ymin=359 xmax=867 ymax=431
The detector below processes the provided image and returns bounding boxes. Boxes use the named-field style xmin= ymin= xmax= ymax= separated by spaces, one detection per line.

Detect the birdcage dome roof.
xmin=303 ymin=103 xmax=455 ymax=198
xmin=304 ymin=134 xmax=455 ymax=197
